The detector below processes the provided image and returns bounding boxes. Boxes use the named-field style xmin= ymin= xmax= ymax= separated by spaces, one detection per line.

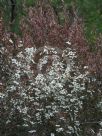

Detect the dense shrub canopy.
xmin=0 ymin=0 xmax=102 ymax=136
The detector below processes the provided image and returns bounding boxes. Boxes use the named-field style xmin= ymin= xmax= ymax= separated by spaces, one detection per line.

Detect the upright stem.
xmin=61 ymin=0 xmax=69 ymax=26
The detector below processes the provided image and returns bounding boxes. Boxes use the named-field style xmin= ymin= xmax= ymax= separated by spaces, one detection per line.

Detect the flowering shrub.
xmin=0 ymin=44 xmax=102 ymax=136
xmin=0 ymin=2 xmax=102 ymax=136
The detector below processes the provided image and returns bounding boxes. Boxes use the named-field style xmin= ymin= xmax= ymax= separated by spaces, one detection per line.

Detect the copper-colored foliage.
xmin=1 ymin=0 xmax=102 ymax=78
xmin=20 ymin=2 xmax=67 ymax=49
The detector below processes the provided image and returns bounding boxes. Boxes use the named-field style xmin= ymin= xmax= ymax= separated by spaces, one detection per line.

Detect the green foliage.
xmin=0 ymin=0 xmax=10 ymax=24
xmin=51 ymin=0 xmax=102 ymax=43
xmin=0 ymin=0 xmax=36 ymax=34
xmin=25 ymin=0 xmax=37 ymax=7
xmin=0 ymin=0 xmax=22 ymax=34
xmin=76 ymin=0 xmax=102 ymax=43
xmin=51 ymin=0 xmax=61 ymax=6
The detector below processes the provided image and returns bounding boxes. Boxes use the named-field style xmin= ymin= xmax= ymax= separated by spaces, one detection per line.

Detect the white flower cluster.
xmin=1 ymin=45 xmax=101 ymax=136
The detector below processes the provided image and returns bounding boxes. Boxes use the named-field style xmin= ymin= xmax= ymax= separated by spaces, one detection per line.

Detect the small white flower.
xmin=84 ymin=66 xmax=88 ymax=69
xmin=9 ymin=39 xmax=13 ymax=43
xmin=66 ymin=41 xmax=71 ymax=45
xmin=51 ymin=133 xmax=55 ymax=136
xmin=56 ymin=127 xmax=64 ymax=132
xmin=18 ymin=43 xmax=23 ymax=47
xmin=28 ymin=130 xmax=36 ymax=133
xmin=99 ymin=122 xmax=102 ymax=127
